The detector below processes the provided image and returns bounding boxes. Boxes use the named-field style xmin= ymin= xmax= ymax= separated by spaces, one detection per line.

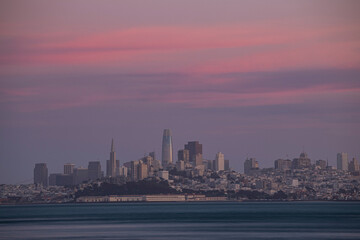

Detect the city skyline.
xmin=1 ymin=1 xmax=360 ymax=184
xmin=2 ymin=128 xmax=360 ymax=184
xmin=31 ymin=130 xmax=359 ymax=186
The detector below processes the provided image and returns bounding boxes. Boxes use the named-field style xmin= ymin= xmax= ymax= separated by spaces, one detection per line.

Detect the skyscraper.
xmin=88 ymin=161 xmax=102 ymax=180
xmin=34 ymin=163 xmax=48 ymax=187
xmin=184 ymin=141 xmax=202 ymax=163
xmin=349 ymin=157 xmax=359 ymax=172
xmin=178 ymin=149 xmax=190 ymax=162
xmin=107 ymin=139 xmax=117 ymax=177
xmin=337 ymin=152 xmax=348 ymax=171
xmin=292 ymin=152 xmax=311 ymax=169
xmin=73 ymin=167 xmax=89 ymax=185
xmin=215 ymin=152 xmax=225 ymax=171
xmin=161 ymin=129 xmax=173 ymax=167
xmin=244 ymin=158 xmax=258 ymax=175
xmin=64 ymin=163 xmax=75 ymax=175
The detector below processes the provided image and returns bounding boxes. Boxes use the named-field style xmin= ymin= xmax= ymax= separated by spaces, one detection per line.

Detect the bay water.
xmin=1 ymin=201 xmax=360 ymax=239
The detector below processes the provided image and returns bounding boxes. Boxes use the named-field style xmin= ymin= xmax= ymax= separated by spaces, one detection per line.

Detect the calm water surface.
xmin=1 ymin=202 xmax=360 ymax=239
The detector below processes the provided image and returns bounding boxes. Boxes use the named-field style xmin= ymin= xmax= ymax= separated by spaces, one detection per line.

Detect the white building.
xmin=215 ymin=152 xmax=224 ymax=171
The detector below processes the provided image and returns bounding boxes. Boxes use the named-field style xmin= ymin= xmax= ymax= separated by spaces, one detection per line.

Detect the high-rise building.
xmin=64 ymin=163 xmax=75 ymax=175
xmin=348 ymin=157 xmax=359 ymax=172
xmin=337 ymin=152 xmax=348 ymax=171
xmin=274 ymin=159 xmax=292 ymax=171
xmin=119 ymin=166 xmax=128 ymax=177
xmin=34 ymin=163 xmax=48 ymax=187
xmin=49 ymin=173 xmax=73 ymax=186
xmin=161 ymin=129 xmax=173 ymax=167
xmin=178 ymin=149 xmax=190 ymax=163
xmin=137 ymin=161 xmax=148 ymax=180
xmin=315 ymin=159 xmax=327 ymax=170
xmin=244 ymin=158 xmax=258 ymax=175
xmin=184 ymin=141 xmax=202 ymax=163
xmin=131 ymin=160 xmax=139 ymax=181
xmin=292 ymin=152 xmax=311 ymax=169
xmin=215 ymin=152 xmax=225 ymax=171
xmin=88 ymin=161 xmax=101 ymax=180
xmin=224 ymin=159 xmax=230 ymax=171
xmin=73 ymin=167 xmax=89 ymax=185
xmin=107 ymin=139 xmax=117 ymax=177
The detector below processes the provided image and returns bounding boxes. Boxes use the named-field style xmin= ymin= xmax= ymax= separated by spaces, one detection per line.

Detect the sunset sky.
xmin=1 ymin=0 xmax=359 ymax=183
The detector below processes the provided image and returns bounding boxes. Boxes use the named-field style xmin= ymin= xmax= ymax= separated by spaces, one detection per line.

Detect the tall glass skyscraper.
xmin=162 ymin=129 xmax=173 ymax=167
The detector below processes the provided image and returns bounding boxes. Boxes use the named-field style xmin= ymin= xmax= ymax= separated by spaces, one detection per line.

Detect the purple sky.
xmin=1 ymin=0 xmax=360 ymax=184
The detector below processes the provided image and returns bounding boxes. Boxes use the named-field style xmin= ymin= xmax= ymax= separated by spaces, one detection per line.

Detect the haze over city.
xmin=1 ymin=0 xmax=360 ymax=184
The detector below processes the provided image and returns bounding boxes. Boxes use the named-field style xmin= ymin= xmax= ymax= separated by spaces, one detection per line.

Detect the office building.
xmin=244 ymin=158 xmax=258 ymax=175
xmin=158 ymin=170 xmax=169 ymax=180
xmin=161 ymin=129 xmax=173 ymax=167
xmin=337 ymin=152 xmax=348 ymax=171
xmin=73 ymin=167 xmax=89 ymax=185
xmin=349 ymin=157 xmax=359 ymax=172
xmin=49 ymin=173 xmax=73 ymax=186
xmin=224 ymin=159 xmax=230 ymax=171
xmin=184 ymin=141 xmax=202 ymax=163
xmin=88 ymin=161 xmax=102 ymax=180
xmin=34 ymin=163 xmax=48 ymax=187
xmin=215 ymin=152 xmax=225 ymax=171
xmin=131 ymin=160 xmax=139 ymax=181
xmin=274 ymin=159 xmax=292 ymax=171
xmin=178 ymin=149 xmax=190 ymax=163
xmin=315 ymin=159 xmax=327 ymax=169
xmin=292 ymin=152 xmax=311 ymax=169
xmin=107 ymin=139 xmax=117 ymax=177
xmin=137 ymin=161 xmax=148 ymax=180
xmin=64 ymin=163 xmax=75 ymax=175
xmin=119 ymin=166 xmax=128 ymax=177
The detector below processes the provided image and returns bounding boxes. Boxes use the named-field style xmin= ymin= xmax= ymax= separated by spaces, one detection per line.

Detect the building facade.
xmin=184 ymin=141 xmax=202 ymax=163
xmin=215 ymin=152 xmax=225 ymax=171
xmin=337 ymin=152 xmax=348 ymax=171
xmin=34 ymin=163 xmax=48 ymax=187
xmin=64 ymin=163 xmax=75 ymax=175
xmin=88 ymin=161 xmax=102 ymax=180
xmin=161 ymin=129 xmax=173 ymax=167
xmin=107 ymin=139 xmax=117 ymax=177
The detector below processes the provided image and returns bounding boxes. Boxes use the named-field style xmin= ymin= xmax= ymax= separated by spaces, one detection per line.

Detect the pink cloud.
xmin=2 ymin=23 xmax=359 ymax=73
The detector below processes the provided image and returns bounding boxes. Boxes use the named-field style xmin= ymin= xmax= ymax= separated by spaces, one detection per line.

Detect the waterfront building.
xmin=161 ymin=129 xmax=173 ymax=167
xmin=215 ymin=152 xmax=225 ymax=171
xmin=337 ymin=152 xmax=348 ymax=171
xmin=88 ymin=161 xmax=102 ymax=180
xmin=34 ymin=163 xmax=48 ymax=187
xmin=64 ymin=163 xmax=75 ymax=175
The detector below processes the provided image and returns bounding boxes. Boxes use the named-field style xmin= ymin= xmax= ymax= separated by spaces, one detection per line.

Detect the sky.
xmin=0 ymin=0 xmax=360 ymax=184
